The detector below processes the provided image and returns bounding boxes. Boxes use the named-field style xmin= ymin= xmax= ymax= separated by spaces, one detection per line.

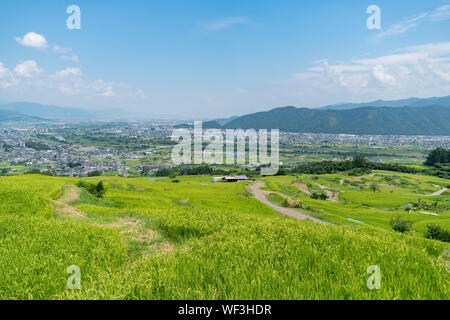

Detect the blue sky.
xmin=0 ymin=0 xmax=450 ymax=118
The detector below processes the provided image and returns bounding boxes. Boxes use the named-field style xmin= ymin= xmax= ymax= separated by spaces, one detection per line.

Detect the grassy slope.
xmin=262 ymin=171 xmax=450 ymax=233
xmin=0 ymin=174 xmax=448 ymax=300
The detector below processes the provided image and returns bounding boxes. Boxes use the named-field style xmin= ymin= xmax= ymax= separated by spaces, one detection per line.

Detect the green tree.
xmin=93 ymin=182 xmax=106 ymax=198
xmin=88 ymin=170 xmax=102 ymax=177
xmin=352 ymin=155 xmax=367 ymax=169
xmin=390 ymin=216 xmax=413 ymax=233
xmin=169 ymin=173 xmax=178 ymax=180
xmin=424 ymin=148 xmax=450 ymax=166
xmin=424 ymin=225 xmax=450 ymax=242
xmin=369 ymin=182 xmax=379 ymax=193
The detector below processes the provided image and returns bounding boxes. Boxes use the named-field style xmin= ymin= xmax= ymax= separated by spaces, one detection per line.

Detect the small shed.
xmin=213 ymin=176 xmax=249 ymax=183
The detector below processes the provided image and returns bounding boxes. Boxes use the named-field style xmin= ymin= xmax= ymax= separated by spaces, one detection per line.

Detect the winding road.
xmin=248 ymin=181 xmax=331 ymax=225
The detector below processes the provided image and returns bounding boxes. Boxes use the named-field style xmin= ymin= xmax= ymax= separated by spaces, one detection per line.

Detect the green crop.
xmin=0 ymin=174 xmax=448 ymax=300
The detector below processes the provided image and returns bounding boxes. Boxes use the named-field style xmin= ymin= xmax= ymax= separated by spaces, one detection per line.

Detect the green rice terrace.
xmin=0 ymin=171 xmax=449 ymax=300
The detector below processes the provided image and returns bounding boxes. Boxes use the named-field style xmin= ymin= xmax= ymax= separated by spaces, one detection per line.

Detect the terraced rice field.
xmin=0 ymin=173 xmax=448 ymax=300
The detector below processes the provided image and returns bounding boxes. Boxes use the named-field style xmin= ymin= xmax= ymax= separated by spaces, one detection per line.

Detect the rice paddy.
xmin=0 ymin=172 xmax=448 ymax=300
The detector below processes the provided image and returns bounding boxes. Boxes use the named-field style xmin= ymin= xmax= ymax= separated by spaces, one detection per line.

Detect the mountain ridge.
xmin=223 ymin=105 xmax=450 ymax=135
xmin=0 ymin=110 xmax=49 ymax=123
xmin=320 ymin=95 xmax=450 ymax=110
xmin=0 ymin=102 xmax=95 ymax=120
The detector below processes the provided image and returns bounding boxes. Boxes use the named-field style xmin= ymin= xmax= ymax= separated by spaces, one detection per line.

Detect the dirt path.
xmin=346 ymin=173 xmax=375 ymax=182
xmin=58 ymin=184 xmax=81 ymax=203
xmin=426 ymin=187 xmax=449 ymax=196
xmin=318 ymin=185 xmax=339 ymax=202
xmin=52 ymin=185 xmax=87 ymax=219
xmin=52 ymin=184 xmax=173 ymax=258
xmin=294 ymin=182 xmax=339 ymax=202
xmin=292 ymin=182 xmax=312 ymax=196
xmin=248 ymin=181 xmax=331 ymax=225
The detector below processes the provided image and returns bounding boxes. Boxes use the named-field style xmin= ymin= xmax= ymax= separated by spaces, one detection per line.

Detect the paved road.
xmin=248 ymin=181 xmax=331 ymax=225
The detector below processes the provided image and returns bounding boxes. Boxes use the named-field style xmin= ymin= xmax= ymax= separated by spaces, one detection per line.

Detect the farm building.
xmin=213 ymin=176 xmax=249 ymax=182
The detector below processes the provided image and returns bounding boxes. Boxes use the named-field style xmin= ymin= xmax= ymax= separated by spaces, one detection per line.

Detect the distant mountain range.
xmin=1 ymin=96 xmax=450 ymax=135
xmin=214 ymin=116 xmax=239 ymax=125
xmin=174 ymin=120 xmax=225 ymax=129
xmin=172 ymin=95 xmax=450 ymax=135
xmin=0 ymin=102 xmax=95 ymax=120
xmin=320 ymin=95 xmax=450 ymax=110
xmin=0 ymin=101 xmax=171 ymax=122
xmin=174 ymin=116 xmax=239 ymax=129
xmin=0 ymin=110 xmax=48 ymax=123
xmin=224 ymin=105 xmax=450 ymax=135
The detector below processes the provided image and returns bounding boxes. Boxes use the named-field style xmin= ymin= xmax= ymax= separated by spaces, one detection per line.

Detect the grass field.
xmin=0 ymin=173 xmax=448 ymax=300
xmin=262 ymin=171 xmax=450 ymax=234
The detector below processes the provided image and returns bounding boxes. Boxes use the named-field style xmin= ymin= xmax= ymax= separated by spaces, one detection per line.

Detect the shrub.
xmin=425 ymin=225 xmax=450 ymax=243
xmin=390 ymin=216 xmax=413 ymax=233
xmin=87 ymin=170 xmax=102 ymax=177
xmin=348 ymin=168 xmax=372 ymax=176
xmin=76 ymin=181 xmax=106 ymax=198
xmin=169 ymin=173 xmax=178 ymax=180
xmin=282 ymin=198 xmax=303 ymax=208
xmin=411 ymin=199 xmax=435 ymax=211
xmin=369 ymin=182 xmax=379 ymax=193
xmin=310 ymin=192 xmax=328 ymax=201
xmin=172 ymin=179 xmax=180 ymax=183
xmin=291 ymin=200 xmax=303 ymax=208
xmin=24 ymin=169 xmax=41 ymax=175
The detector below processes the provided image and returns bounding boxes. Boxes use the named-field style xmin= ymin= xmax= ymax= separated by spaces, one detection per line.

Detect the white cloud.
xmin=55 ymin=67 xmax=82 ymax=78
xmin=60 ymin=54 xmax=80 ymax=63
xmin=92 ymin=80 xmax=115 ymax=97
xmin=15 ymin=32 xmax=48 ymax=48
xmin=429 ymin=4 xmax=450 ymax=21
xmin=291 ymin=41 xmax=450 ymax=103
xmin=353 ymin=52 xmax=427 ymax=66
xmin=14 ymin=60 xmax=42 ymax=78
xmin=403 ymin=42 xmax=450 ymax=56
xmin=58 ymin=84 xmax=81 ymax=96
xmin=371 ymin=4 xmax=450 ymax=43
xmin=292 ymin=72 xmax=319 ymax=80
xmin=0 ymin=63 xmax=10 ymax=79
xmin=0 ymin=79 xmax=18 ymax=89
xmin=52 ymin=46 xmax=80 ymax=63
xmin=0 ymin=59 xmax=147 ymax=109
xmin=201 ymin=17 xmax=253 ymax=31
xmin=130 ymin=89 xmax=147 ymax=100
xmin=372 ymin=65 xmax=396 ymax=86
xmin=371 ymin=13 xmax=428 ymax=43
xmin=0 ymin=62 xmax=18 ymax=89
xmin=53 ymin=45 xmax=71 ymax=54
